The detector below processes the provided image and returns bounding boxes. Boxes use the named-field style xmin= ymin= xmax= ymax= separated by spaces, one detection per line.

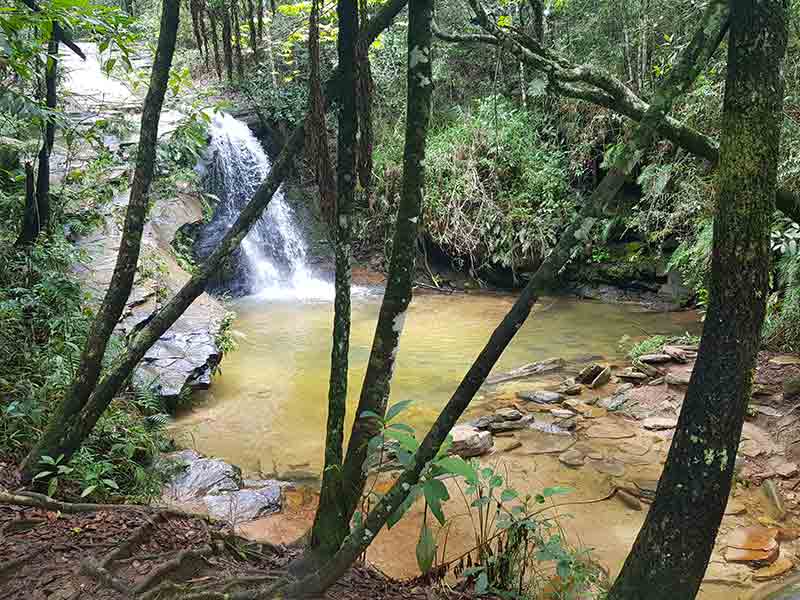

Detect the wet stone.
xmin=638 ymin=354 xmax=672 ymax=364
xmin=204 ymin=484 xmax=282 ymax=523
xmin=576 ymin=363 xmax=604 ymax=385
xmin=559 ymin=448 xmax=586 ymax=468
xmin=642 ymin=417 xmax=678 ymax=431
xmin=519 ymin=429 xmax=575 ymax=454
xmin=589 ymin=367 xmax=612 ymax=389
xmin=517 ymin=390 xmax=563 ymax=404
xmin=587 ymin=458 xmax=625 ymax=477
xmin=585 ymin=423 xmax=636 ymax=440
xmin=450 ymin=425 xmax=493 ymax=457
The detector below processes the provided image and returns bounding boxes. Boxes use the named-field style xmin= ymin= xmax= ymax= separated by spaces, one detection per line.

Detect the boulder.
xmin=489 ymin=415 xmax=535 ymax=433
xmin=576 ymin=364 xmax=604 ymax=385
xmin=589 ymin=367 xmax=612 ymax=389
xmin=450 ymin=425 xmax=493 ymax=457
xmin=161 ymin=450 xmax=242 ymax=502
xmin=204 ymin=484 xmax=282 ymax=523
xmin=517 ymin=390 xmax=563 ymax=404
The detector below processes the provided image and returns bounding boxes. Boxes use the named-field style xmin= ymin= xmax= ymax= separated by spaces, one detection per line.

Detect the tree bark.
xmin=335 ymin=0 xmax=434 ymax=543
xmin=30 ymin=29 xmax=59 ymax=242
xmin=245 ymin=0 xmax=259 ymax=62
xmin=608 ymin=2 xmax=787 ymax=597
xmin=21 ymin=0 xmax=181 ymax=480
xmin=198 ymin=0 xmax=211 ymax=68
xmin=232 ymin=0 xmax=245 ymax=78
xmin=189 ymin=0 xmax=205 ymax=60
xmin=257 ymin=0 xmax=264 ymax=42
xmin=208 ymin=6 xmax=223 ymax=80
xmin=21 ymin=0 xmax=410 ymax=476
xmin=309 ymin=0 xmax=359 ymax=559
xmin=221 ymin=4 xmax=234 ymax=81
xmin=15 ymin=163 xmax=37 ymax=246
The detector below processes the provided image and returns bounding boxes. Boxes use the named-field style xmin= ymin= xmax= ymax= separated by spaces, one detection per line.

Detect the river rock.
xmin=585 ymin=423 xmax=636 ymax=439
xmin=517 ymin=390 xmax=563 ymax=404
xmin=633 ymin=359 xmax=662 ymax=378
xmin=771 ymin=355 xmax=800 ymax=366
xmin=753 ymin=557 xmax=794 ymax=581
xmin=550 ymin=408 xmax=576 ymax=419
xmin=725 ymin=526 xmax=780 ymax=564
xmin=663 ymin=346 xmax=689 ymax=363
xmin=784 ymin=375 xmax=800 ymax=399
xmin=486 ymin=357 xmax=565 ymax=385
xmin=450 ymin=425 xmax=493 ymax=457
xmin=617 ymin=368 xmax=648 ymax=382
xmin=642 ymin=417 xmax=678 ymax=431
xmin=560 ymin=382 xmax=583 ymax=396
xmin=489 ymin=415 xmax=535 ymax=433
xmin=161 ymin=450 xmax=242 ymax=502
xmin=496 ymin=407 xmax=523 ymax=421
xmin=559 ymin=448 xmax=586 ymax=467
xmin=616 ymin=489 xmax=642 ymax=511
xmin=589 ymin=367 xmax=612 ymax=389
xmin=519 ymin=429 xmax=575 ymax=454
xmin=639 ymin=354 xmax=672 ymax=364
xmin=576 ymin=364 xmax=604 ymax=385
xmin=665 ymin=372 xmax=691 ymax=386
xmin=204 ymin=484 xmax=282 ymax=523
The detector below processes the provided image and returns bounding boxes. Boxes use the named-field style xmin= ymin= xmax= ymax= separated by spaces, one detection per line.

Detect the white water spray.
xmin=198 ymin=113 xmax=332 ymax=300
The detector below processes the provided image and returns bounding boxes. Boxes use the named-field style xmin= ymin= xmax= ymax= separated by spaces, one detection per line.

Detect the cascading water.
xmin=195 ymin=113 xmax=332 ymax=300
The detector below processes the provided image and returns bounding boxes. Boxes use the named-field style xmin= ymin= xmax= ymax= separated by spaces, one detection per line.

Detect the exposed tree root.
xmin=102 ymin=513 xmax=167 ymax=568
xmin=133 ymin=544 xmax=217 ymax=594
xmin=80 ymin=560 xmax=135 ymax=596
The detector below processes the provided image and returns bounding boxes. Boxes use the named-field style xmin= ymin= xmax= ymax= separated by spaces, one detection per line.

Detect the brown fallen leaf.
xmin=724 ymin=546 xmax=779 ymax=564
xmin=727 ymin=526 xmax=779 ymax=551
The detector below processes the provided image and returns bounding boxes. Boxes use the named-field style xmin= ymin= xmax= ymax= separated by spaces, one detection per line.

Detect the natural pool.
xmin=177 ymin=291 xmax=698 ymax=476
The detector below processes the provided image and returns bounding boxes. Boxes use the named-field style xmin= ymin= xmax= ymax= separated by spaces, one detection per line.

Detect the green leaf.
xmin=384 ymin=429 xmax=420 ymax=453
xmin=385 ymin=400 xmax=413 ymax=422
xmin=423 ymin=479 xmax=450 ymax=525
xmin=475 ymin=570 xmax=489 ymax=595
xmin=489 ymin=474 xmax=503 ymax=488
xmin=81 ymin=485 xmax=97 ymax=498
xmin=360 ymin=409 xmax=383 ymax=421
xmin=102 ymin=478 xmax=119 ymax=490
xmin=387 ymin=422 xmax=415 ymax=434
xmin=434 ymin=456 xmax=478 ymax=485
xmin=33 ymin=471 xmax=51 ymax=480
xmin=500 ymin=488 xmax=519 ymax=502
xmin=47 ymin=478 xmax=58 ymax=498
xmin=542 ymin=486 xmax=573 ymax=498
xmin=416 ymin=523 xmax=437 ymax=575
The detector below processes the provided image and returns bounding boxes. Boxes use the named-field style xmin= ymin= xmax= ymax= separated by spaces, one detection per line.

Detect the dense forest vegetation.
xmin=1 ymin=0 xmax=799 ymax=598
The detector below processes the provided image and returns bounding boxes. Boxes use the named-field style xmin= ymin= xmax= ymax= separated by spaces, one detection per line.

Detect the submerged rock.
xmin=519 ymin=428 xmax=575 ymax=454
xmin=485 ymin=357 xmax=565 ymax=385
xmin=589 ymin=367 xmax=612 ymax=389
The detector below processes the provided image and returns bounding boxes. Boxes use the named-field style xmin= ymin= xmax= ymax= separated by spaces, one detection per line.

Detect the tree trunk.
xmin=189 ymin=0 xmax=205 ymax=60
xmin=309 ymin=0 xmax=359 ymax=559
xmin=21 ymin=0 xmax=410 ymax=477
xmin=245 ymin=0 xmax=258 ymax=62
xmin=257 ymin=0 xmax=264 ymax=42
xmin=198 ymin=0 xmax=211 ymax=68
xmin=608 ymin=2 xmax=787 ymax=598
xmin=221 ymin=5 xmax=234 ymax=81
xmin=15 ymin=163 xmax=37 ymax=246
xmin=528 ymin=0 xmax=543 ymax=43
xmin=335 ymin=0 xmax=434 ymax=542
xmin=21 ymin=0 xmax=181 ymax=480
xmin=31 ymin=29 xmax=59 ymax=241
xmin=232 ymin=0 xmax=245 ymax=78
xmin=208 ymin=6 xmax=223 ymax=80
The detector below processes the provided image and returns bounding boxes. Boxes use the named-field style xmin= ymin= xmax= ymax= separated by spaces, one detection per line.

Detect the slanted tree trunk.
xmin=529 ymin=0 xmax=543 ymax=43
xmin=21 ymin=0 xmax=181 ymax=480
xmin=232 ymin=0 xmax=245 ymax=78
xmin=608 ymin=2 xmax=787 ymax=598
xmin=309 ymin=0 xmax=359 ymax=559
xmin=15 ymin=163 xmax=37 ymax=246
xmin=245 ymin=0 xmax=258 ymax=62
xmin=221 ymin=4 xmax=234 ymax=81
xmin=21 ymin=0 xmax=410 ymax=478
xmin=208 ymin=5 xmax=223 ymax=80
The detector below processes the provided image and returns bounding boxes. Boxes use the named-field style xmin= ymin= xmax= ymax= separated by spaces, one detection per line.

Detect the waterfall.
xmin=196 ymin=113 xmax=332 ymax=300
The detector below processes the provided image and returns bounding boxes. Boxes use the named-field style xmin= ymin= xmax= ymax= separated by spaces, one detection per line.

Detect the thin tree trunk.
xmin=309 ymin=0 xmax=359 ymax=559
xmin=21 ymin=0 xmax=409 ymax=476
xmin=257 ymin=0 xmax=264 ymax=42
xmin=528 ymin=0 xmax=543 ymax=43
xmin=296 ymin=0 xmax=731 ymax=578
xmin=208 ymin=7 xmax=223 ymax=80
xmin=21 ymin=0 xmax=181 ymax=480
xmin=15 ymin=163 xmax=37 ymax=246
xmin=232 ymin=0 xmax=245 ymax=78
xmin=222 ymin=4 xmax=234 ymax=81
xmin=32 ymin=29 xmax=59 ymax=240
xmin=336 ymin=0 xmax=435 ymax=539
xmin=263 ymin=13 xmax=277 ymax=88
xmin=609 ymin=2 xmax=787 ymax=598
xmin=198 ymin=0 xmax=211 ymax=69
xmin=189 ymin=0 xmax=205 ymax=60
xmin=245 ymin=0 xmax=258 ymax=62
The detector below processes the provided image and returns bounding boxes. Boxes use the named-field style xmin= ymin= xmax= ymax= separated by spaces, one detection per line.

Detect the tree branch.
xmin=18 ymin=0 xmax=86 ymax=60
